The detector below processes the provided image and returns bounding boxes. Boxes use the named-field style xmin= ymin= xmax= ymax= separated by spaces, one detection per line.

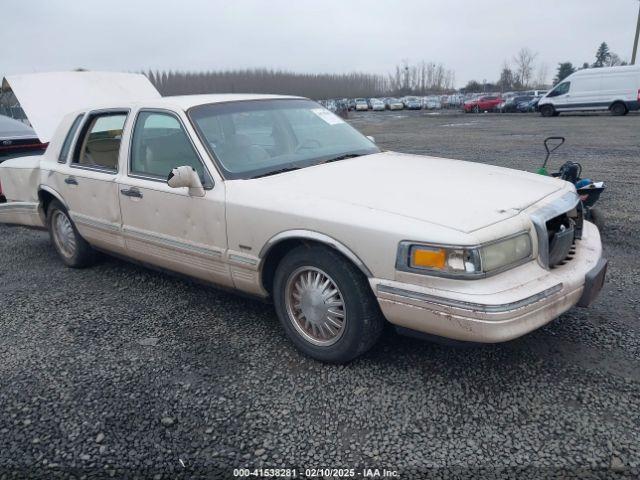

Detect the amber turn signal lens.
xmin=411 ymin=247 xmax=446 ymax=270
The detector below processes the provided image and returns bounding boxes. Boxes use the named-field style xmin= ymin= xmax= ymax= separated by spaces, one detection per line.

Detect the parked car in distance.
xmin=0 ymin=115 xmax=48 ymax=163
xmin=423 ymin=96 xmax=442 ymax=110
xmin=347 ymin=98 xmax=356 ymax=111
xmin=517 ymin=97 xmax=541 ymax=113
xmin=443 ymin=94 xmax=464 ymax=108
xmin=403 ymin=96 xmax=422 ymax=110
xmin=384 ymin=97 xmax=404 ymax=110
xmin=0 ymin=72 xmax=607 ymax=363
xmin=370 ymin=98 xmax=385 ymax=111
xmin=539 ymin=65 xmax=640 ymax=117
xmin=463 ymin=95 xmax=503 ymax=113
xmin=354 ymin=98 xmax=369 ymax=111
xmin=498 ymin=95 xmax=534 ymax=113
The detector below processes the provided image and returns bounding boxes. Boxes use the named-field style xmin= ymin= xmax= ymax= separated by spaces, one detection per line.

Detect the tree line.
xmin=464 ymin=47 xmax=548 ymax=93
xmin=463 ymin=41 xmax=630 ymax=93
xmin=553 ymin=42 xmax=629 ymax=85
xmin=146 ymin=61 xmax=456 ymax=99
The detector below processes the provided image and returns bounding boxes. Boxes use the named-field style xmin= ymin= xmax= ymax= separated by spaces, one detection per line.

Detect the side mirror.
xmin=366 ymin=135 xmax=376 ymax=143
xmin=167 ymin=166 xmax=205 ymax=197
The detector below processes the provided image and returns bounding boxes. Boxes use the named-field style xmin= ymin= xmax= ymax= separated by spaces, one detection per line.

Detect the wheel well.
xmin=260 ymin=238 xmax=368 ymax=296
xmin=38 ymin=189 xmax=57 ymax=215
xmin=609 ymin=100 xmax=627 ymax=110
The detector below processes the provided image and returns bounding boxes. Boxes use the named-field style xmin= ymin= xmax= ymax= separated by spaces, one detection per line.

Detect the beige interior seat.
xmin=83 ymin=138 xmax=120 ymax=169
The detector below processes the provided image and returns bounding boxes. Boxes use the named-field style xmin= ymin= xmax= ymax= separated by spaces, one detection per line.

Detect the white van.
xmin=538 ymin=65 xmax=640 ymax=117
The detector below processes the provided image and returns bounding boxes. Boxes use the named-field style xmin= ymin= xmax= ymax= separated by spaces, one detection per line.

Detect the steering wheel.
xmin=295 ymin=138 xmax=322 ymax=153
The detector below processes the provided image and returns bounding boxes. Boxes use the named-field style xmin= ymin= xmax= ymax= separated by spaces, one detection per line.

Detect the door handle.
xmin=64 ymin=177 xmax=78 ymax=185
xmin=120 ymin=188 xmax=143 ymax=199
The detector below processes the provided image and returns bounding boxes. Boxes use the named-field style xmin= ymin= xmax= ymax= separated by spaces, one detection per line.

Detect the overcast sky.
xmin=1 ymin=0 xmax=638 ymax=87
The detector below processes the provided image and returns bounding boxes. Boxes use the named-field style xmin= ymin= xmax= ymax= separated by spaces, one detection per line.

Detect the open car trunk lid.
xmin=2 ymin=71 xmax=160 ymax=143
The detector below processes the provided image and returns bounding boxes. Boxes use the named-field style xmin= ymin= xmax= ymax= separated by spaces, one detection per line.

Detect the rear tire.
xmin=610 ymin=102 xmax=627 ymax=116
xmin=273 ymin=245 xmax=384 ymax=363
xmin=46 ymin=200 xmax=95 ymax=268
xmin=540 ymin=105 xmax=555 ymax=117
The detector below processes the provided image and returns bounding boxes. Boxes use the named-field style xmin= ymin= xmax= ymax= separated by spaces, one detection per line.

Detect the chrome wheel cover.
xmin=51 ymin=210 xmax=77 ymax=259
xmin=285 ymin=266 xmax=346 ymax=347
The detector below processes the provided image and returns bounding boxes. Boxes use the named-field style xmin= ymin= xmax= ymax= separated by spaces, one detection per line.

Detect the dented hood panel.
xmin=2 ymin=72 xmax=160 ymax=143
xmin=253 ymin=151 xmax=568 ymax=233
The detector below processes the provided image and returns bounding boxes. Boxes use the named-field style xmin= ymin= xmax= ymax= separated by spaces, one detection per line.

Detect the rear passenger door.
xmin=57 ymin=110 xmax=128 ymax=254
xmin=117 ymin=109 xmax=231 ymax=287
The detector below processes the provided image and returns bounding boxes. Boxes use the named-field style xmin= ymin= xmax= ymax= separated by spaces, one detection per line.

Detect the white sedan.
xmin=0 ymin=72 xmax=607 ymax=363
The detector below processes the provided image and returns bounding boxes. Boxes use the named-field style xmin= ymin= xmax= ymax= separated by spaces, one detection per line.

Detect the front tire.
xmin=273 ymin=245 xmax=384 ymax=363
xmin=540 ymin=104 xmax=555 ymax=117
xmin=47 ymin=200 xmax=95 ymax=268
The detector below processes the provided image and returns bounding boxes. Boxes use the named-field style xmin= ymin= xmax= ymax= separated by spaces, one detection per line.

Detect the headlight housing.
xmin=396 ymin=232 xmax=533 ymax=279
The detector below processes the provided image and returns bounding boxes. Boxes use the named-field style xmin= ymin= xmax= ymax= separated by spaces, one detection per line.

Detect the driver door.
xmin=117 ymin=109 xmax=232 ymax=287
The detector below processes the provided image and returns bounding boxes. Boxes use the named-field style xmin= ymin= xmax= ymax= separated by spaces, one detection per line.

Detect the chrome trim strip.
xmin=122 ymin=226 xmax=222 ymax=258
xmin=259 ymin=230 xmax=373 ymax=278
xmin=70 ymin=164 xmax=117 ymax=175
xmin=72 ymin=213 xmax=121 ymax=233
xmin=229 ymin=254 xmax=258 ymax=267
xmin=0 ymin=202 xmax=38 ymax=213
xmin=377 ymin=283 xmax=564 ymax=314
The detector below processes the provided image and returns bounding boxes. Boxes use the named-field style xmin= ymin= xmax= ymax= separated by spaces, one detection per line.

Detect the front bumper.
xmin=372 ymin=221 xmax=605 ymax=343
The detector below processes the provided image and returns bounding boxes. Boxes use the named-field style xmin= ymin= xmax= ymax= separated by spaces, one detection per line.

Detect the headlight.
xmin=396 ymin=232 xmax=532 ymax=278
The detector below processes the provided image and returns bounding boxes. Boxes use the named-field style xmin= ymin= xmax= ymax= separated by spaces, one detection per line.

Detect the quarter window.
xmin=130 ymin=111 xmax=208 ymax=183
xmin=74 ymin=112 xmax=127 ymax=171
xmin=58 ymin=114 xmax=84 ymax=164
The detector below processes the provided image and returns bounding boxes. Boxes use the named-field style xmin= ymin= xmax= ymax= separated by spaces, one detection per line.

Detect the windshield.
xmin=189 ymin=99 xmax=379 ymax=179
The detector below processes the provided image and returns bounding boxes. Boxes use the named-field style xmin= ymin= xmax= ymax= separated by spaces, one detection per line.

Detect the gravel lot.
xmin=1 ymin=111 xmax=639 ymax=479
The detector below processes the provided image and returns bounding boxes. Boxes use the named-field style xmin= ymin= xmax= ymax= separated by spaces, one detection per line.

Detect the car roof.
xmin=72 ymin=93 xmax=308 ymax=114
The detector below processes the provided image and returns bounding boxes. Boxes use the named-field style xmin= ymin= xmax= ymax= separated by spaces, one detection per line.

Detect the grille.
xmin=530 ymin=194 xmax=583 ymax=270
xmin=547 ymin=213 xmax=576 ymax=268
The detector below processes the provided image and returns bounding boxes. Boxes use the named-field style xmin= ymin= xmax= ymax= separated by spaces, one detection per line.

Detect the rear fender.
xmin=0 ymin=156 xmax=44 ymax=227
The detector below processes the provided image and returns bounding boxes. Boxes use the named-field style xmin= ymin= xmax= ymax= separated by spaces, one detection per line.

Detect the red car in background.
xmin=463 ymin=95 xmax=503 ymax=113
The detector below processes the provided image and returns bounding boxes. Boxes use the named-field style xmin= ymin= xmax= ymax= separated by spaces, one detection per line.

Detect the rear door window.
xmin=73 ymin=112 xmax=127 ymax=171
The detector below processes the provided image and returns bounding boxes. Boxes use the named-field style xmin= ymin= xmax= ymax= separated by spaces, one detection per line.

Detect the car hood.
xmin=253 ymin=151 xmax=567 ymax=233
xmin=2 ymin=72 xmax=160 ymax=143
